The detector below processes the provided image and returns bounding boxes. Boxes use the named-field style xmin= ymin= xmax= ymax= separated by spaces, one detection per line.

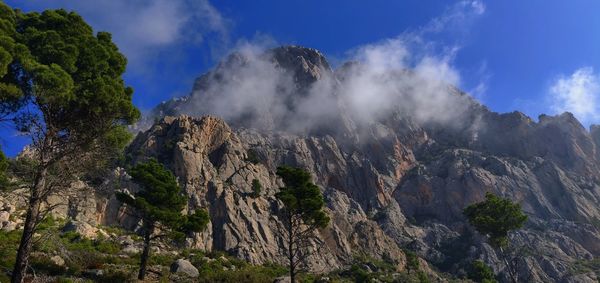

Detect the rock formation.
xmin=4 ymin=45 xmax=598 ymax=282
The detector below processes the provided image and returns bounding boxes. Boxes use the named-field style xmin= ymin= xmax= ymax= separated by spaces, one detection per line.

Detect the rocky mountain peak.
xmin=269 ymin=45 xmax=332 ymax=85
xmin=119 ymin=45 xmax=600 ymax=282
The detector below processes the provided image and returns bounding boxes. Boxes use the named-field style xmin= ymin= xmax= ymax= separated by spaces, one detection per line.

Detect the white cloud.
xmin=549 ymin=67 xmax=600 ymax=124
xmin=420 ymin=0 xmax=486 ymax=35
xmin=25 ymin=0 xmax=230 ymax=73
xmin=175 ymin=0 xmax=484 ymax=132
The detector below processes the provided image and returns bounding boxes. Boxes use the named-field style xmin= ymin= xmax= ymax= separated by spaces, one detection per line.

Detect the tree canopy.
xmin=463 ymin=192 xmax=528 ymax=248
xmin=276 ymin=166 xmax=330 ymax=229
xmin=0 ymin=4 xmax=139 ymax=156
xmin=117 ymin=158 xmax=209 ymax=239
xmin=0 ymin=147 xmax=8 ymax=188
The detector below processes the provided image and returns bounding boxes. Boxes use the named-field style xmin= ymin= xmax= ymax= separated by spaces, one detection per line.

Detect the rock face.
xmin=124 ymin=115 xmax=407 ymax=271
xmin=22 ymin=45 xmax=598 ymax=281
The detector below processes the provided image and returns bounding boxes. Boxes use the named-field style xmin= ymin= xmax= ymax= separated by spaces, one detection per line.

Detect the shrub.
xmin=404 ymin=250 xmax=420 ymax=274
xmin=468 ymin=260 xmax=497 ymax=283
xmin=251 ymin=179 xmax=262 ymax=198
xmin=245 ymin=149 xmax=261 ymax=164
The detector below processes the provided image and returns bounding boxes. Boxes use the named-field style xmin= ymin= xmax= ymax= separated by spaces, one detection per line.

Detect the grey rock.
xmin=170 ymin=259 xmax=199 ymax=277
xmin=1 ymin=221 xmax=16 ymax=232
xmin=0 ymin=211 xmax=9 ymax=223
xmin=273 ymin=276 xmax=291 ymax=283
xmin=50 ymin=255 xmax=65 ymax=267
xmin=62 ymin=220 xmax=98 ymax=239
xmin=6 ymin=45 xmax=599 ymax=281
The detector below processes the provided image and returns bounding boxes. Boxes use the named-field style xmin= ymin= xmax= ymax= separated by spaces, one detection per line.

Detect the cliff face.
xmin=113 ymin=46 xmax=600 ymax=281
xmin=124 ymin=115 xmax=409 ymax=273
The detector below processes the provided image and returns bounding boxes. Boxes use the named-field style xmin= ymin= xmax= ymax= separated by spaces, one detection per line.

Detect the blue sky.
xmin=2 ymin=0 xmax=600 ymax=156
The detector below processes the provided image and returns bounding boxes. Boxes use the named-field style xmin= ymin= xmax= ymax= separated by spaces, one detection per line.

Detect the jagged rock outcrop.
xmin=9 ymin=45 xmax=597 ymax=282
xmin=122 ymin=45 xmax=600 ymax=282
xmin=123 ymin=115 xmax=407 ymax=272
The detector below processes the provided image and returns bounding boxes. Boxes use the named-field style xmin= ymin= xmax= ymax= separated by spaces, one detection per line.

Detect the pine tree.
xmin=117 ymin=159 xmax=209 ymax=280
xmin=275 ymin=166 xmax=329 ymax=283
xmin=464 ymin=192 xmax=527 ymax=283
xmin=0 ymin=4 xmax=139 ymax=282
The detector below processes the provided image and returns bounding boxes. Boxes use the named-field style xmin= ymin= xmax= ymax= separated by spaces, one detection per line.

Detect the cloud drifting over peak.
xmin=170 ymin=0 xmax=485 ymax=134
xmin=549 ymin=67 xmax=600 ymax=125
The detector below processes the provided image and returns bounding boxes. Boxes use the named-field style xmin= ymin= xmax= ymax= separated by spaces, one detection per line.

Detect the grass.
xmin=570 ymin=258 xmax=600 ymax=278
xmin=0 ymin=218 xmax=446 ymax=283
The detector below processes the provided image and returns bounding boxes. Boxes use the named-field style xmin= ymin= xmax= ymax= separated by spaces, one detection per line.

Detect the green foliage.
xmin=251 ymin=178 xmax=262 ymax=198
xmin=0 ymin=229 xmax=21 ymax=278
xmin=117 ymin=158 xmax=209 ymax=235
xmin=117 ymin=159 xmax=209 ymax=280
xmin=347 ymin=264 xmax=372 ymax=282
xmin=0 ymin=147 xmax=8 ymax=188
xmin=468 ymin=260 xmax=497 ymax=283
xmin=245 ymin=149 xmax=261 ymax=164
xmin=404 ymin=250 xmax=420 ymax=274
xmin=570 ymin=258 xmax=600 ymax=278
xmin=463 ymin=192 xmax=528 ymax=248
xmin=0 ymin=3 xmax=140 ymax=147
xmin=275 ymin=165 xmax=330 ymax=281
xmin=275 ymin=166 xmax=330 ymax=229
xmin=196 ymin=260 xmax=288 ymax=283
xmin=416 ymin=271 xmax=430 ymax=283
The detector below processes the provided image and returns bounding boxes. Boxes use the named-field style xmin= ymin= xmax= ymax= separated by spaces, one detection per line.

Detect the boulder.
xmin=62 ymin=220 xmax=98 ymax=239
xmin=0 ymin=211 xmax=9 ymax=223
xmin=170 ymin=259 xmax=199 ymax=277
xmin=50 ymin=255 xmax=65 ymax=267
xmin=273 ymin=276 xmax=291 ymax=283
xmin=1 ymin=221 xmax=16 ymax=232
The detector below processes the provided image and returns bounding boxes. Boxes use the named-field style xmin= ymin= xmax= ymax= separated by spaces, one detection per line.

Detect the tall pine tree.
xmin=117 ymin=159 xmax=209 ymax=280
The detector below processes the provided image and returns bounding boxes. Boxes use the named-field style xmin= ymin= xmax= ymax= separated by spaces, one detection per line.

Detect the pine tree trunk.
xmin=138 ymin=221 xmax=153 ymax=280
xmin=499 ymin=246 xmax=517 ymax=283
xmin=11 ymin=167 xmax=46 ymax=283
xmin=288 ymin=215 xmax=295 ymax=283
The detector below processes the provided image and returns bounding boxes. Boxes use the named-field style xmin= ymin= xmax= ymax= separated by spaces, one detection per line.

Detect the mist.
xmin=168 ymin=38 xmax=477 ymax=135
xmin=147 ymin=1 xmax=486 ymax=135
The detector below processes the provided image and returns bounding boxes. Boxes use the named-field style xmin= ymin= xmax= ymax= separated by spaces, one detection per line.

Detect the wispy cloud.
xmin=549 ymin=67 xmax=600 ymax=125
xmin=24 ymin=0 xmax=230 ymax=74
xmin=172 ymin=0 xmax=487 ymax=133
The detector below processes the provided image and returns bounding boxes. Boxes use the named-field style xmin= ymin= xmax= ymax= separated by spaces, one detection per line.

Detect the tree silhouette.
xmin=117 ymin=159 xmax=209 ymax=280
xmin=0 ymin=4 xmax=139 ymax=282
xmin=275 ymin=166 xmax=329 ymax=283
xmin=464 ymin=192 xmax=527 ymax=283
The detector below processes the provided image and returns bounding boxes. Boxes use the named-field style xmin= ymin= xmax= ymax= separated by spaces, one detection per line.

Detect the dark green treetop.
xmin=463 ymin=192 xmax=527 ymax=248
xmin=276 ymin=166 xmax=330 ymax=229
xmin=117 ymin=159 xmax=209 ymax=238
xmin=0 ymin=147 xmax=8 ymax=188
xmin=468 ymin=260 xmax=498 ymax=283
xmin=0 ymin=4 xmax=139 ymax=157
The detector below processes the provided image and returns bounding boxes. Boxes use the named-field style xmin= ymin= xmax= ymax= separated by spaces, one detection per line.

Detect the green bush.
xmin=0 ymin=230 xmax=21 ymax=277
xmin=245 ymin=149 xmax=261 ymax=165
xmin=251 ymin=179 xmax=262 ymax=198
xmin=30 ymin=255 xmax=68 ymax=276
xmin=468 ymin=260 xmax=497 ymax=283
xmin=404 ymin=250 xmax=420 ymax=274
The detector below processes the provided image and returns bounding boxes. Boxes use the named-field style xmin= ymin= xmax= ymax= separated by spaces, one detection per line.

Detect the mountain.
xmin=4 ymin=46 xmax=598 ymax=282
xmin=133 ymin=46 xmax=600 ymax=281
